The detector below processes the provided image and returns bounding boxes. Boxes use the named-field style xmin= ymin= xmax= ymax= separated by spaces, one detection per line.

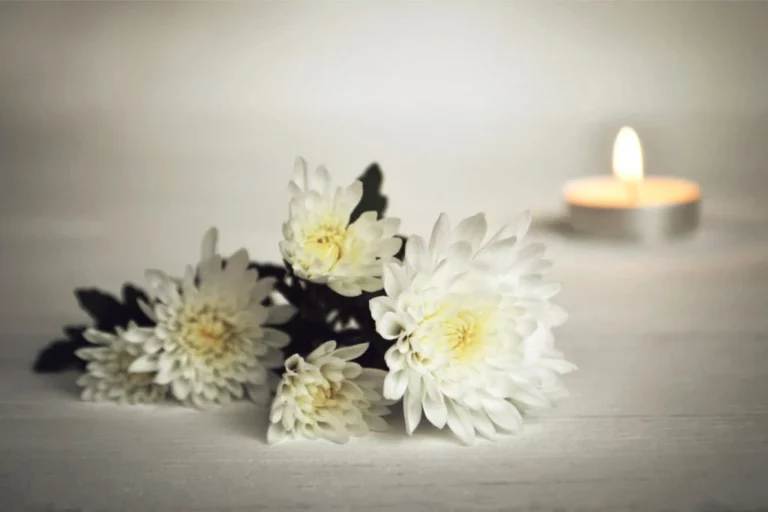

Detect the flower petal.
xmin=453 ymin=213 xmax=487 ymax=252
xmin=404 ymin=235 xmax=429 ymax=271
xmin=171 ymin=379 xmax=191 ymax=401
xmin=292 ymin=156 xmax=308 ymax=190
xmin=404 ymin=386 xmax=423 ymax=435
xmin=540 ymin=357 xmax=578 ymax=374
xmin=267 ymin=422 xmax=287 ymax=445
xmin=429 ymin=213 xmax=451 ymax=256
xmin=317 ymin=423 xmax=351 ymax=444
xmin=224 ymin=248 xmax=250 ymax=280
xmin=486 ymin=400 xmax=524 ymax=432
xmin=307 ymin=341 xmax=337 ymax=362
xmin=509 ymin=387 xmax=551 ymax=408
xmin=137 ymin=299 xmax=156 ymax=321
xmin=266 ymin=305 xmax=296 ymax=325
xmin=369 ymin=298 xmax=395 ymax=325
xmin=261 ymin=328 xmax=291 ymax=349
xmin=474 ymin=236 xmax=518 ymax=269
xmin=200 ymin=227 xmax=219 ymax=261
xmin=384 ymin=345 xmax=406 ymax=370
xmin=445 ymin=241 xmax=472 ymax=266
xmin=380 ymin=237 xmax=403 ymax=258
xmin=315 ymin=165 xmax=332 ymax=196
xmin=342 ymin=362 xmax=363 ymax=379
xmin=470 ymin=409 xmax=497 ymax=439
xmin=250 ymin=277 xmax=278 ymax=304
xmin=383 ymin=370 xmax=408 ymax=400
xmin=365 ymin=414 xmax=389 ymax=432
xmin=331 ymin=343 xmax=369 ymax=362
xmin=422 ymin=382 xmax=447 ymax=428
xmin=122 ymin=328 xmax=150 ymax=344
xmin=382 ymin=263 xmax=403 ymax=298
xmin=128 ymin=355 xmax=158 ymax=373
xmin=377 ymin=311 xmax=405 ymax=340
xmin=446 ymin=400 xmax=476 ymax=445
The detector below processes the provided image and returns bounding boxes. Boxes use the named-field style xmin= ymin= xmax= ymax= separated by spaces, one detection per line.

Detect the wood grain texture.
xmin=3 ymin=219 xmax=768 ymax=512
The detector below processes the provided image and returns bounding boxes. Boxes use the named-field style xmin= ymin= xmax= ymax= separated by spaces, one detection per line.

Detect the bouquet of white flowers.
xmin=34 ymin=158 xmax=575 ymax=445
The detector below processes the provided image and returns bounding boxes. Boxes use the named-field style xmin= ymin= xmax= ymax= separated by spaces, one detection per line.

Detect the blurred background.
xmin=1 ymin=1 xmax=767 ymax=343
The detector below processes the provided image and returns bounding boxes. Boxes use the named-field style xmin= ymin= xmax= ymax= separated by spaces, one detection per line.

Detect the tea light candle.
xmin=564 ymin=126 xmax=701 ymax=241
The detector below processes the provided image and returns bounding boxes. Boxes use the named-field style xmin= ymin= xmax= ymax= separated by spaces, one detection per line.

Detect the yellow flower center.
xmin=297 ymin=216 xmax=354 ymax=275
xmin=178 ymin=305 xmax=239 ymax=361
xmin=306 ymin=225 xmax=346 ymax=262
xmin=445 ymin=312 xmax=480 ymax=352
xmin=297 ymin=379 xmax=342 ymax=411
xmin=412 ymin=307 xmax=492 ymax=364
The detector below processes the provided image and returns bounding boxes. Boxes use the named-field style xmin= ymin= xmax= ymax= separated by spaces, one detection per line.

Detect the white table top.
xmin=3 ymin=211 xmax=767 ymax=512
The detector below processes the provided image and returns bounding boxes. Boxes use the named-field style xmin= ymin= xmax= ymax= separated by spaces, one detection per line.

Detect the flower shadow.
xmin=370 ymin=404 xmax=469 ymax=446
xmin=213 ymin=400 xmax=468 ymax=447
xmin=38 ymin=370 xmax=82 ymax=399
xmin=213 ymin=402 xmax=271 ymax=444
xmin=529 ymin=211 xmax=574 ymax=238
xmin=33 ymin=284 xmax=154 ymax=374
xmin=370 ymin=404 xmax=551 ymax=447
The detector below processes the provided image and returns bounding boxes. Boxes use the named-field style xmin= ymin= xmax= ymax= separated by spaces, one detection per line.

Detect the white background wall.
xmin=1 ymin=1 xmax=767 ymax=341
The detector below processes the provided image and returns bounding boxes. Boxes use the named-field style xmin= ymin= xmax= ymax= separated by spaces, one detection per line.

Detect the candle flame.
xmin=612 ymin=126 xmax=644 ymax=183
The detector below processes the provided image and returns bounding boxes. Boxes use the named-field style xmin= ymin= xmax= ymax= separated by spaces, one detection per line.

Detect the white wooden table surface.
xmin=2 ymin=210 xmax=767 ymax=512
xmin=2 ymin=2 xmax=768 ymax=510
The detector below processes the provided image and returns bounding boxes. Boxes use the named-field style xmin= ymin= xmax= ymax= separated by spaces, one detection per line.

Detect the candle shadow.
xmin=531 ymin=209 xmax=767 ymax=241
xmin=529 ymin=212 xmax=575 ymax=237
xmin=529 ymin=210 xmax=702 ymax=245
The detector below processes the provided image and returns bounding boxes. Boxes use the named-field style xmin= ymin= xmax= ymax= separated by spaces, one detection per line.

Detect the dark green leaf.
xmin=33 ymin=283 xmax=153 ymax=373
xmin=349 ymin=163 xmax=388 ymax=223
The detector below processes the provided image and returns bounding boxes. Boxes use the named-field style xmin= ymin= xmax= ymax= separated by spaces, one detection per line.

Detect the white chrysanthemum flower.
xmin=279 ymin=157 xmax=403 ymax=297
xmin=267 ymin=341 xmax=391 ymax=444
xmin=75 ymin=324 xmax=168 ymax=404
xmin=370 ymin=212 xmax=575 ymax=444
xmin=125 ymin=228 xmax=296 ymax=408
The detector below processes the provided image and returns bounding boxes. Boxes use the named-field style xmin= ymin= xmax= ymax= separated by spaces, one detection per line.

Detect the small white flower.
xmin=279 ymin=157 xmax=403 ymax=297
xmin=267 ymin=341 xmax=391 ymax=444
xmin=127 ymin=228 xmax=296 ymax=408
xmin=75 ymin=324 xmax=168 ymax=404
xmin=370 ymin=212 xmax=575 ymax=444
